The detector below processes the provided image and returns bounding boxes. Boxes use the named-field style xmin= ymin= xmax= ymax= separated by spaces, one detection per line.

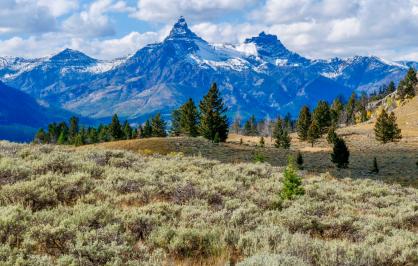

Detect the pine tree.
xmin=69 ymin=116 xmax=79 ymax=144
xmin=47 ymin=122 xmax=59 ymax=144
xmin=386 ymin=81 xmax=396 ymax=94
xmin=370 ymin=157 xmax=379 ymax=174
xmin=280 ymin=156 xmax=305 ymax=200
xmin=243 ymin=115 xmax=258 ymax=136
xmin=331 ymin=137 xmax=350 ymax=169
xmin=213 ymin=132 xmax=220 ymax=144
xmin=296 ymin=106 xmax=311 ymax=141
xmin=330 ymin=97 xmax=344 ymax=125
xmin=34 ymin=128 xmax=48 ymax=144
xmin=171 ymin=109 xmax=182 ymax=136
xmin=346 ymin=93 xmax=356 ymax=125
xmin=151 ymin=113 xmax=167 ymax=137
xmin=87 ymin=127 xmax=99 ymax=144
xmin=58 ymin=122 xmax=69 ymax=143
xmin=307 ymin=120 xmax=321 ymax=147
xmin=109 ymin=114 xmax=123 ymax=140
xmin=284 ymin=112 xmax=293 ymax=131
xmin=296 ymin=152 xmax=304 ymax=170
xmin=142 ymin=120 xmax=153 ymax=138
xmin=398 ymin=68 xmax=417 ymax=99
xmin=98 ymin=125 xmax=109 ymax=142
xmin=180 ymin=98 xmax=199 ymax=137
xmin=326 ymin=125 xmax=338 ymax=144
xmin=273 ymin=118 xmax=284 ymax=148
xmin=374 ymin=110 xmax=402 ymax=143
xmin=199 ymin=83 xmax=229 ymax=142
xmin=122 ymin=120 xmax=133 ymax=140
xmin=313 ymin=100 xmax=332 ymax=134
xmin=281 ymin=130 xmax=291 ymax=149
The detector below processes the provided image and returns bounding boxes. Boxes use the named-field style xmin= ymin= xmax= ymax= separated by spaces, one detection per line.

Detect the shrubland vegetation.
xmin=0 ymin=141 xmax=417 ymax=265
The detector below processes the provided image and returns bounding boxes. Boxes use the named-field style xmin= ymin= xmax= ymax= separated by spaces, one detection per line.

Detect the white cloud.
xmin=37 ymin=0 xmax=79 ymax=17
xmin=131 ymin=0 xmax=256 ymax=22
xmin=62 ymin=0 xmax=133 ymax=37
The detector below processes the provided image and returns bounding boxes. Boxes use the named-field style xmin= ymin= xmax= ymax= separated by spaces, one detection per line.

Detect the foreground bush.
xmin=0 ymin=142 xmax=416 ymax=265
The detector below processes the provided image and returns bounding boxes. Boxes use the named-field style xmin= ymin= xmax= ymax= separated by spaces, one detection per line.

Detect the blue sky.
xmin=1 ymin=0 xmax=418 ymax=61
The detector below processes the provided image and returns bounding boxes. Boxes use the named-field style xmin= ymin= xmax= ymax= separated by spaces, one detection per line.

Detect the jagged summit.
xmin=165 ymin=16 xmax=202 ymax=41
xmin=50 ymin=48 xmax=97 ymax=64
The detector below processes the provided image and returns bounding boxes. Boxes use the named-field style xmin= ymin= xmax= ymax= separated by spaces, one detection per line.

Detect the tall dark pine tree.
xmin=313 ymin=100 xmax=332 ymax=134
xmin=123 ymin=120 xmax=133 ymax=140
xmin=34 ymin=128 xmax=48 ymax=144
xmin=374 ymin=110 xmax=402 ymax=143
xmin=69 ymin=116 xmax=79 ymax=144
xmin=142 ymin=120 xmax=153 ymax=138
xmin=109 ymin=114 xmax=123 ymax=140
xmin=180 ymin=98 xmax=199 ymax=137
xmin=346 ymin=93 xmax=356 ymax=125
xmin=331 ymin=137 xmax=350 ymax=169
xmin=151 ymin=113 xmax=167 ymax=137
xmin=297 ymin=106 xmax=311 ymax=141
xmin=386 ymin=81 xmax=396 ymax=94
xmin=273 ymin=118 xmax=284 ymax=148
xmin=307 ymin=119 xmax=321 ymax=147
xmin=171 ymin=109 xmax=182 ymax=136
xmin=199 ymin=83 xmax=229 ymax=142
xmin=398 ymin=68 xmax=417 ymax=99
xmin=331 ymin=97 xmax=344 ymax=125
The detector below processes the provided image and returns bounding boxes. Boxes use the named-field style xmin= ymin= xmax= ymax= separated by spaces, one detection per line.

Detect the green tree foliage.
xmin=171 ymin=109 xmax=182 ymax=136
xmin=326 ymin=125 xmax=338 ymax=144
xmin=387 ymin=81 xmax=396 ymax=94
xmin=109 ymin=114 xmax=123 ymax=140
xmin=398 ymin=68 xmax=417 ymax=99
xmin=34 ymin=129 xmax=48 ymax=144
xmin=313 ymin=100 xmax=332 ymax=134
xmin=296 ymin=106 xmax=311 ymax=141
xmin=296 ymin=152 xmax=304 ymax=170
xmin=98 ymin=124 xmax=109 ymax=142
xmin=142 ymin=120 xmax=153 ymax=138
xmin=346 ymin=93 xmax=356 ymax=125
xmin=273 ymin=118 xmax=291 ymax=149
xmin=151 ymin=113 xmax=167 ymax=137
xmin=371 ymin=157 xmax=379 ymax=174
xmin=69 ymin=116 xmax=79 ymax=144
xmin=180 ymin=98 xmax=199 ymax=137
xmin=374 ymin=110 xmax=402 ymax=144
xmin=280 ymin=157 xmax=305 ymax=200
xmin=123 ymin=121 xmax=133 ymax=140
xmin=331 ymin=137 xmax=350 ymax=169
xmin=330 ymin=97 xmax=344 ymax=125
xmin=199 ymin=83 xmax=229 ymax=142
xmin=243 ymin=115 xmax=258 ymax=136
xmin=307 ymin=120 xmax=321 ymax=147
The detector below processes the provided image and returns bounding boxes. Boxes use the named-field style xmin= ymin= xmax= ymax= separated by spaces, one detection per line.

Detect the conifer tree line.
xmin=34 ymin=83 xmax=229 ymax=145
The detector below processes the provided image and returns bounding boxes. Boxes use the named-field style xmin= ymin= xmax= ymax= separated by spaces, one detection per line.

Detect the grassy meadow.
xmin=0 ymin=140 xmax=417 ymax=265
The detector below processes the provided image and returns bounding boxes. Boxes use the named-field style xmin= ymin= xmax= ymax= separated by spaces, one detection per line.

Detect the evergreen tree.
xmin=74 ymin=133 xmax=85 ymax=147
xmin=122 ymin=120 xmax=133 ymax=140
xmin=284 ymin=112 xmax=293 ymax=131
xmin=374 ymin=110 xmax=402 ymax=143
xmin=199 ymin=83 xmax=229 ymax=142
xmin=307 ymin=120 xmax=321 ymax=147
xmin=313 ymin=100 xmax=332 ymax=134
xmin=346 ymin=93 xmax=356 ymax=125
xmin=151 ymin=113 xmax=167 ymax=137
xmin=47 ymin=122 xmax=59 ymax=144
xmin=171 ymin=109 xmax=182 ymax=136
xmin=398 ymin=68 xmax=417 ymax=99
xmin=109 ymin=114 xmax=123 ymax=140
xmin=296 ymin=106 xmax=311 ymax=141
xmin=34 ymin=128 xmax=48 ymax=144
xmin=331 ymin=137 xmax=350 ymax=168
xmin=296 ymin=152 xmax=304 ymax=170
xmin=243 ymin=115 xmax=258 ymax=136
xmin=213 ymin=132 xmax=220 ymax=144
xmin=98 ymin=125 xmax=109 ymax=142
xmin=280 ymin=157 xmax=305 ymax=200
xmin=370 ymin=157 xmax=379 ymax=174
xmin=69 ymin=116 xmax=79 ymax=144
xmin=273 ymin=118 xmax=284 ymax=148
xmin=87 ymin=127 xmax=98 ymax=144
xmin=326 ymin=125 xmax=338 ymax=144
xmin=281 ymin=130 xmax=291 ymax=149
xmin=57 ymin=131 xmax=66 ymax=145
xmin=180 ymin=98 xmax=199 ymax=137
xmin=330 ymin=97 xmax=344 ymax=125
xmin=142 ymin=120 xmax=153 ymax=138
xmin=386 ymin=81 xmax=396 ymax=94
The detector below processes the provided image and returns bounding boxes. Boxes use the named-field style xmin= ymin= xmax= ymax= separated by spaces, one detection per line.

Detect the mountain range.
xmin=0 ymin=17 xmax=417 ymax=139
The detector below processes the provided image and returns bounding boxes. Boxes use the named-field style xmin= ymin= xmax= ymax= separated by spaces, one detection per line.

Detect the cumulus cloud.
xmin=37 ymin=0 xmax=79 ymax=17
xmin=62 ymin=0 xmax=134 ymax=37
xmin=131 ymin=0 xmax=256 ymax=22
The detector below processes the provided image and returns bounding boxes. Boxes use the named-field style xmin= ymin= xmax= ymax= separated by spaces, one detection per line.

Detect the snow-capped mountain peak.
xmin=166 ymin=16 xmax=202 ymax=41
xmin=49 ymin=48 xmax=97 ymax=65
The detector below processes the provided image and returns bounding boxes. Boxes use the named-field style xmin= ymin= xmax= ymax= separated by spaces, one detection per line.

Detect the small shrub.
xmin=370 ymin=157 xmax=379 ymax=174
xmin=296 ymin=152 xmax=304 ymax=170
xmin=331 ymin=137 xmax=350 ymax=169
xmin=259 ymin=137 xmax=265 ymax=147
xmin=253 ymin=151 xmax=265 ymax=163
xmin=280 ymin=157 xmax=304 ymax=200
